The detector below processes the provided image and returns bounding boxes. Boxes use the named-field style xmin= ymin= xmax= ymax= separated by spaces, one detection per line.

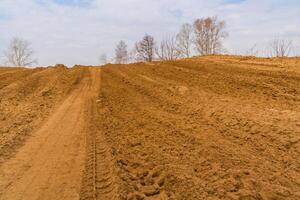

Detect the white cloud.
xmin=0 ymin=0 xmax=299 ymax=66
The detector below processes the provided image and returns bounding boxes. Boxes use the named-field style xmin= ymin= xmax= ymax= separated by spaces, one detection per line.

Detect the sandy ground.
xmin=0 ymin=66 xmax=85 ymax=162
xmin=0 ymin=56 xmax=299 ymax=200
xmin=0 ymin=67 xmax=100 ymax=200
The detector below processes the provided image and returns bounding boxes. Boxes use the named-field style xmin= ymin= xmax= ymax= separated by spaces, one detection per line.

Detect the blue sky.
xmin=0 ymin=0 xmax=299 ymax=66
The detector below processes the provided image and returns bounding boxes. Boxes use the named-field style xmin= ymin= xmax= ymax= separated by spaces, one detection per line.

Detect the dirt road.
xmin=0 ymin=56 xmax=299 ymax=200
xmin=0 ymin=68 xmax=100 ymax=200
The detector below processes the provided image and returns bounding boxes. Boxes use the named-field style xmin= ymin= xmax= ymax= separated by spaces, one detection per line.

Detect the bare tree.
xmin=115 ymin=40 xmax=128 ymax=64
xmin=4 ymin=37 xmax=37 ymax=66
xmin=127 ymin=48 xmax=137 ymax=63
xmin=193 ymin=16 xmax=228 ymax=55
xmin=135 ymin=34 xmax=155 ymax=62
xmin=99 ymin=53 xmax=107 ymax=65
xmin=245 ymin=44 xmax=259 ymax=56
xmin=176 ymin=23 xmax=193 ymax=58
xmin=269 ymin=39 xmax=293 ymax=57
xmin=156 ymin=35 xmax=180 ymax=61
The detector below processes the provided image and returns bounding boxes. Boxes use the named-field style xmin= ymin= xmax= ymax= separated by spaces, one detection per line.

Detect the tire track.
xmin=94 ymin=136 xmax=117 ymax=199
xmin=80 ymin=68 xmax=118 ymax=200
xmin=80 ymin=123 xmax=117 ymax=200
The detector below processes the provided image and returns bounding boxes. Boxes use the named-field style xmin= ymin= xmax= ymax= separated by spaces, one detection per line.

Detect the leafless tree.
xmin=4 ymin=37 xmax=37 ymax=66
xmin=135 ymin=34 xmax=155 ymax=62
xmin=99 ymin=53 xmax=107 ymax=65
xmin=245 ymin=44 xmax=259 ymax=56
xmin=176 ymin=23 xmax=193 ymax=58
xmin=193 ymin=16 xmax=228 ymax=55
xmin=115 ymin=40 xmax=128 ymax=64
xmin=269 ymin=39 xmax=293 ymax=57
xmin=127 ymin=48 xmax=137 ymax=63
xmin=156 ymin=35 xmax=180 ymax=61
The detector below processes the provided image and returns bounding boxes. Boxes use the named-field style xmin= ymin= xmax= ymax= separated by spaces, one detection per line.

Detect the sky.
xmin=0 ymin=0 xmax=299 ymax=66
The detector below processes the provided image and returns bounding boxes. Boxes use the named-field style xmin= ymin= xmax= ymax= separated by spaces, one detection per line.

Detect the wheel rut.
xmin=80 ymin=69 xmax=118 ymax=200
xmin=0 ymin=68 xmax=114 ymax=200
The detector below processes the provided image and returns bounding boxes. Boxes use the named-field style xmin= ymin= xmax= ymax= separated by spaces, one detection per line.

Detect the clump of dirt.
xmin=54 ymin=64 xmax=68 ymax=68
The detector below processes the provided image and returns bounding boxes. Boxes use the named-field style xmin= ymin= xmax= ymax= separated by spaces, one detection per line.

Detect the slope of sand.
xmin=0 ymin=66 xmax=85 ymax=162
xmin=0 ymin=56 xmax=299 ymax=200
xmin=0 ymin=67 xmax=100 ymax=200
